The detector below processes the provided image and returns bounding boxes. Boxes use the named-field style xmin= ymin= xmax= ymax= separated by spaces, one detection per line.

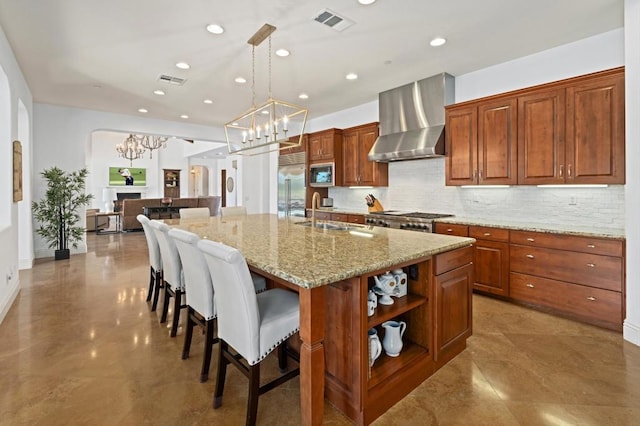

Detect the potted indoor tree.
xmin=32 ymin=167 xmax=93 ymax=260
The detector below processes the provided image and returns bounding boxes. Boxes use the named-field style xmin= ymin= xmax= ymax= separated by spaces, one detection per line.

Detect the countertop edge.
xmin=435 ymin=218 xmax=625 ymax=240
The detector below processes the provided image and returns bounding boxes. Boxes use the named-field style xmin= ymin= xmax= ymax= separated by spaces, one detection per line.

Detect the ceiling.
xmin=0 ymin=0 xmax=623 ymax=130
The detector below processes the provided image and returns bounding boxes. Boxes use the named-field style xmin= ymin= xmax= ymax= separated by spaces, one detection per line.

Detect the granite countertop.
xmin=165 ymin=214 xmax=474 ymax=289
xmin=435 ymin=216 xmax=625 ymax=239
xmin=309 ymin=207 xmax=369 ymax=215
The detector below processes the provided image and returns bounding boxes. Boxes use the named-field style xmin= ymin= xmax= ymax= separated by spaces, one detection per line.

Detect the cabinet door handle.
xmin=526 ymin=283 xmax=535 ymax=288
xmin=587 ymin=244 xmax=596 ymax=248
xmin=586 ymin=263 xmax=596 ymax=268
xmin=483 ymin=232 xmax=491 ymax=236
xmin=567 ymin=164 xmax=572 ymax=178
xmin=479 ymin=170 xmax=483 ymax=179
xmin=587 ymin=296 xmax=596 ymax=301
xmin=526 ymin=237 xmax=535 ymax=242
xmin=526 ymin=254 xmax=535 ymax=259
xmin=473 ymin=170 xmax=477 ymax=179
xmin=559 ymin=165 xmax=564 ymax=177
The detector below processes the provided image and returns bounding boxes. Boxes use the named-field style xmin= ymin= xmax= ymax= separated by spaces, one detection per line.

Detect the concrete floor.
xmin=1 ymin=231 xmax=639 ymax=425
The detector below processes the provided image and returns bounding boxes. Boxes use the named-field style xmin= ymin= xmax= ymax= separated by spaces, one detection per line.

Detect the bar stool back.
xmin=136 ymin=214 xmax=163 ymax=311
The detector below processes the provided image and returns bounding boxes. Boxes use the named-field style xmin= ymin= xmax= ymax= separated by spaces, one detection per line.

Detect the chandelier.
xmin=116 ymin=134 xmax=145 ymax=166
xmin=225 ymin=24 xmax=308 ymax=156
xmin=139 ymin=135 xmax=169 ymax=159
xmin=115 ymin=134 xmax=170 ymax=165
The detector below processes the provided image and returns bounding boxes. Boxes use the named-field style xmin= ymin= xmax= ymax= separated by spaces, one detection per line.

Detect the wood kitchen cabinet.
xmin=342 ymin=122 xmax=388 ymax=187
xmin=517 ymin=88 xmax=566 ymax=184
xmin=279 ymin=133 xmax=308 ymax=155
xmin=469 ymin=226 xmax=510 ymax=297
xmin=445 ymin=98 xmax=517 ymax=185
xmin=446 ymin=67 xmax=625 ymax=186
xmin=565 ymin=70 xmax=625 ymax=184
xmin=309 ymin=128 xmax=343 ymax=162
xmin=509 ymin=230 xmax=625 ymax=330
xmin=435 ymin=223 xmax=509 ymax=297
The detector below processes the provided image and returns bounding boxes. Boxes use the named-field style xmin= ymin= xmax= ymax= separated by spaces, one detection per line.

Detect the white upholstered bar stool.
xmin=197 ymin=239 xmax=300 ymax=426
xmin=149 ymin=220 xmax=187 ymax=337
xmin=136 ymin=214 xmax=163 ymax=311
xmin=168 ymin=228 xmax=218 ymax=382
xmin=220 ymin=206 xmax=247 ymax=217
xmin=179 ymin=207 xmax=210 ymax=219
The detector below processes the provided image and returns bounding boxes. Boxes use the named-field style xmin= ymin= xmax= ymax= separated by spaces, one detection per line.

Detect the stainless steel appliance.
xmin=278 ymin=152 xmax=306 ymax=218
xmin=368 ymin=72 xmax=455 ymax=162
xmin=309 ymin=162 xmax=335 ymax=187
xmin=321 ymin=197 xmax=333 ymax=207
xmin=364 ymin=211 xmax=454 ymax=233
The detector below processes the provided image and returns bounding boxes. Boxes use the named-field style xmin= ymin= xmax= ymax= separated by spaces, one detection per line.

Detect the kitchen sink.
xmin=296 ymin=221 xmax=354 ymax=231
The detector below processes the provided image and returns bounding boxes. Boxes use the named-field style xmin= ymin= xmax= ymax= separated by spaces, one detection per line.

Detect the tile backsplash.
xmin=328 ymin=158 xmax=625 ymax=230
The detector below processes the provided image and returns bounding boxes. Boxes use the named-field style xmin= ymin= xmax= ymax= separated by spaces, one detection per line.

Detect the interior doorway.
xmin=220 ymin=169 xmax=226 ymax=207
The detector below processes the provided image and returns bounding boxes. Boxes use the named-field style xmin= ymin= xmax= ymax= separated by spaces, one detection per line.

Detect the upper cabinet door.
xmin=566 ymin=72 xmax=625 ymax=184
xmin=342 ymin=130 xmax=359 ymax=186
xmin=517 ymin=88 xmax=566 ymax=185
xmin=357 ymin=124 xmax=382 ymax=186
xmin=445 ymin=105 xmax=477 ymax=186
xmin=478 ymin=98 xmax=518 ymax=185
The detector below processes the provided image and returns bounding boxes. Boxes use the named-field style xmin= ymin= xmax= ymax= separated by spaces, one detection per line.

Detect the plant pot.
xmin=55 ymin=249 xmax=70 ymax=260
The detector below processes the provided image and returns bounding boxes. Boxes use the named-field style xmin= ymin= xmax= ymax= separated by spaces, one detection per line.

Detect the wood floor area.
xmin=2 ymin=231 xmax=640 ymax=425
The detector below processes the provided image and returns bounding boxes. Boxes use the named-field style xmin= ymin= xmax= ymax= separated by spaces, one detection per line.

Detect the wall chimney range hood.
xmin=368 ymin=72 xmax=454 ymax=162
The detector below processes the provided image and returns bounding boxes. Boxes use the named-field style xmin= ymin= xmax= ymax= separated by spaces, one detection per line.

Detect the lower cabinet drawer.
xmin=348 ymin=214 xmax=364 ymax=224
xmin=510 ymin=272 xmax=622 ymax=325
xmin=435 ymin=223 xmax=469 ymax=237
xmin=510 ymin=245 xmax=622 ymax=292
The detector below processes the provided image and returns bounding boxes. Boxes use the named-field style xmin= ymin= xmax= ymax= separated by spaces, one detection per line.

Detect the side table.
xmin=95 ymin=212 xmax=121 ymax=234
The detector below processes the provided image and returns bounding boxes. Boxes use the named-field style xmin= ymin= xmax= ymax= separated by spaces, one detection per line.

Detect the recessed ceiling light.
xmin=153 ymin=90 xmax=165 ymax=96
xmin=203 ymin=99 xmax=213 ymax=104
xmin=430 ymin=37 xmax=447 ymax=47
xmin=175 ymin=62 xmax=190 ymax=70
xmin=138 ymin=108 xmax=148 ymax=113
xmin=298 ymin=93 xmax=309 ymax=100
xmin=206 ymin=24 xmax=224 ymax=34
xmin=358 ymin=0 xmax=376 ymax=4
xmin=275 ymin=48 xmax=290 ymax=57
xmin=180 ymin=114 xmax=189 ymax=119
xmin=346 ymin=73 xmax=358 ymax=80
xmin=235 ymin=77 xmax=247 ymax=84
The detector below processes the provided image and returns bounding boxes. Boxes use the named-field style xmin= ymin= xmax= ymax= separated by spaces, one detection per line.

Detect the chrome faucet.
xmin=311 ymin=192 xmax=321 ymax=226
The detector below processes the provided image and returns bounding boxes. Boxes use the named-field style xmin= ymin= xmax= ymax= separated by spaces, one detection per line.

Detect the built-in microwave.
xmin=309 ymin=162 xmax=335 ymax=187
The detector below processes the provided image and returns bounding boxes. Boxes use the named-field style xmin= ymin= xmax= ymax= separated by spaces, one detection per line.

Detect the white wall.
xmin=32 ymin=103 xmax=227 ymax=258
xmin=624 ymin=0 xmax=640 ymax=345
xmin=0 ymin=23 xmax=33 ymax=324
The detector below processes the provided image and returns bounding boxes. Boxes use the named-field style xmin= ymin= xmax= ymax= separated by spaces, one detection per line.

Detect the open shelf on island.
xmin=368 ymin=341 xmax=429 ymax=389
xmin=368 ymin=293 xmax=427 ymax=328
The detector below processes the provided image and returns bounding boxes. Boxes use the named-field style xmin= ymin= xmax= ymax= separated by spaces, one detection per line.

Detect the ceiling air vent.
xmin=313 ymin=9 xmax=354 ymax=32
xmin=158 ymin=74 xmax=186 ymax=86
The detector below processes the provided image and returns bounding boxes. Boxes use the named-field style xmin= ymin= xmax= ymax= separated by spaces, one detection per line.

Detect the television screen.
xmin=109 ymin=167 xmax=146 ymax=186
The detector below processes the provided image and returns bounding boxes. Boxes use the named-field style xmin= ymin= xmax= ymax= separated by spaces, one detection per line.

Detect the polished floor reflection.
xmin=1 ymin=232 xmax=639 ymax=425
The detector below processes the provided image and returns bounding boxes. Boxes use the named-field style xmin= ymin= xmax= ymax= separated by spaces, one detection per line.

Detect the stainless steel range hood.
xmin=368 ymin=73 xmax=454 ymax=162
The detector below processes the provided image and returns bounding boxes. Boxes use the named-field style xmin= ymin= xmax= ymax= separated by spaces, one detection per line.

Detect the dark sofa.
xmin=120 ymin=196 xmax=221 ymax=231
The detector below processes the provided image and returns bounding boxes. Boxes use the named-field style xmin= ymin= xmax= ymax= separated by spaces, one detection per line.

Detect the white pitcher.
xmin=382 ymin=320 xmax=407 ymax=357
xmin=392 ymin=268 xmax=408 ymax=297
xmin=368 ymin=328 xmax=382 ymax=367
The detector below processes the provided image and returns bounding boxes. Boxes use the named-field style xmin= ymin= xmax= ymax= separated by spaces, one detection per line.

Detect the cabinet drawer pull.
xmin=483 ymin=232 xmax=491 ymax=236
xmin=586 ymin=263 xmax=596 ymax=268
xmin=587 ymin=296 xmax=596 ymax=301
xmin=526 ymin=283 xmax=535 ymax=288
xmin=526 ymin=254 xmax=535 ymax=259
xmin=447 ymin=228 xmax=453 ymax=232
xmin=587 ymin=244 xmax=596 ymax=248
xmin=526 ymin=237 xmax=535 ymax=242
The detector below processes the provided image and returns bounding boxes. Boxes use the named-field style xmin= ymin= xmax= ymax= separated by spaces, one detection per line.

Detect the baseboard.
xmin=19 ymin=257 xmax=33 ymax=270
xmin=34 ymin=244 xmax=87 ymax=259
xmin=0 ymin=279 xmax=20 ymax=325
xmin=623 ymin=320 xmax=640 ymax=347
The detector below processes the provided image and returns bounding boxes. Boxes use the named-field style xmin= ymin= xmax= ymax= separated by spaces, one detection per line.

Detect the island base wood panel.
xmin=323 ymin=248 xmax=473 ymax=425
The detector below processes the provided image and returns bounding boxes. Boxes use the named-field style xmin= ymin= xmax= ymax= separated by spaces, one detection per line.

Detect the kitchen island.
xmin=165 ymin=214 xmax=475 ymax=425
